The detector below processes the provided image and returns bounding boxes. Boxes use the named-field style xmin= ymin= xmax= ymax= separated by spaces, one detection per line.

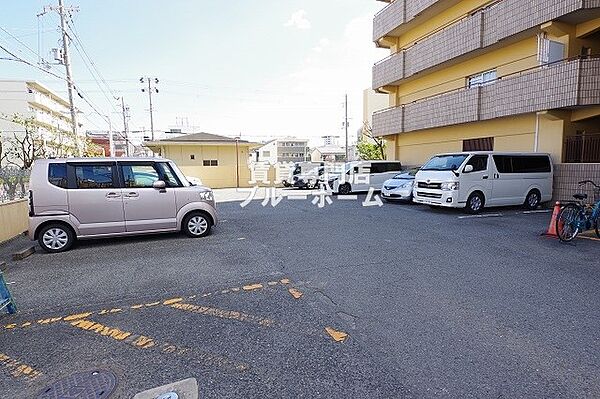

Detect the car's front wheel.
xmin=465 ymin=192 xmax=485 ymax=214
xmin=338 ymin=183 xmax=351 ymax=195
xmin=182 ymin=212 xmax=212 ymax=238
xmin=38 ymin=223 xmax=75 ymax=253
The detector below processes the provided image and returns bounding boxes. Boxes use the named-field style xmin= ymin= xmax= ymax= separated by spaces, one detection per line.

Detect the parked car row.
xmin=28 ymin=152 xmax=554 ymax=253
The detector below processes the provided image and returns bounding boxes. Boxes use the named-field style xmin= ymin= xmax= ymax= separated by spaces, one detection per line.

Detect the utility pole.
xmin=117 ymin=96 xmax=130 ymax=156
xmin=40 ymin=0 xmax=80 ymax=155
xmin=140 ymin=77 xmax=159 ymax=142
xmin=344 ymin=93 xmax=349 ymax=162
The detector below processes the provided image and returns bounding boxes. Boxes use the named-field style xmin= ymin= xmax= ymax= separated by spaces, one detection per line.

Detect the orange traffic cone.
xmin=542 ymin=201 xmax=561 ymax=237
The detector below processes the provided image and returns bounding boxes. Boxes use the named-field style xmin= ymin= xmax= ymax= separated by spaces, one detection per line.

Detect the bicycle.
xmin=556 ymin=180 xmax=600 ymax=242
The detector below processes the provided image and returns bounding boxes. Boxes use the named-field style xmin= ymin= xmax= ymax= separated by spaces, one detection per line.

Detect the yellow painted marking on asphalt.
xmin=145 ymin=301 xmax=161 ymax=307
xmin=4 ymin=324 xmax=16 ymax=329
xmin=162 ymin=298 xmax=183 ymax=306
xmin=70 ymin=319 xmax=132 ymax=341
xmin=231 ymin=287 xmax=240 ymax=292
xmin=67 ymin=319 xmax=248 ymax=372
xmin=132 ymin=335 xmax=156 ymax=349
xmin=37 ymin=317 xmax=62 ymax=325
xmin=0 ymin=352 xmax=43 ymax=382
xmin=221 ymin=289 xmax=230 ymax=294
xmin=64 ymin=312 xmax=93 ymax=321
xmin=169 ymin=303 xmax=275 ymax=327
xmin=325 ymin=327 xmax=349 ymax=343
xmin=99 ymin=309 xmax=109 ymax=315
xmin=267 ymin=281 xmax=278 ymax=286
xmin=130 ymin=304 xmax=144 ymax=309
xmin=242 ymin=283 xmax=263 ymax=291
xmin=110 ymin=308 xmax=122 ymax=313
xmin=20 ymin=322 xmax=31 ymax=328
xmin=280 ymin=278 xmax=290 ymax=285
xmin=288 ymin=288 xmax=303 ymax=299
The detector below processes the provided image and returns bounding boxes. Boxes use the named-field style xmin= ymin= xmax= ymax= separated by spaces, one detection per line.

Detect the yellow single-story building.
xmin=146 ymin=132 xmax=259 ymax=188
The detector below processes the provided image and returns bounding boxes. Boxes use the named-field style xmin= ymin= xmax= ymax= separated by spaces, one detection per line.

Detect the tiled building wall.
xmin=405 ymin=0 xmax=439 ymax=20
xmin=480 ymin=61 xmax=580 ymax=119
xmin=373 ymin=58 xmax=600 ymax=136
xmin=405 ymin=13 xmax=483 ymax=76
xmin=578 ymin=58 xmax=600 ymax=106
xmin=373 ymin=0 xmax=600 ymax=89
xmin=553 ymin=163 xmax=600 ymax=203
xmin=373 ymin=1 xmax=405 ymax=41
xmin=404 ymin=89 xmax=479 ymax=131
xmin=373 ymin=105 xmax=404 ymax=137
xmin=373 ymin=52 xmax=404 ymax=89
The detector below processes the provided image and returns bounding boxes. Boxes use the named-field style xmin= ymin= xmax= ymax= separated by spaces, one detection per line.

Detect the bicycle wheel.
xmin=556 ymin=203 xmax=582 ymax=242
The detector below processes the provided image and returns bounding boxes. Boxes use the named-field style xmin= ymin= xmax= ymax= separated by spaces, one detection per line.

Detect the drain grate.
xmin=37 ymin=370 xmax=117 ymax=399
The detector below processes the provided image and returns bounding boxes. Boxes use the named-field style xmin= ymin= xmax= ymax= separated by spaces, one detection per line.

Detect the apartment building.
xmin=256 ymin=137 xmax=309 ymax=164
xmin=0 ymin=80 xmax=80 ymax=158
xmin=372 ymin=0 xmax=600 ymax=166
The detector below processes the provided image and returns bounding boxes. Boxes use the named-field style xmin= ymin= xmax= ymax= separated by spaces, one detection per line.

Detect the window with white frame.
xmin=467 ymin=69 xmax=497 ymax=88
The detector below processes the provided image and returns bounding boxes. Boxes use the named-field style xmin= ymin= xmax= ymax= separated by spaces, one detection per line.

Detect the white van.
xmin=327 ymin=161 xmax=403 ymax=194
xmin=413 ymin=152 xmax=553 ymax=213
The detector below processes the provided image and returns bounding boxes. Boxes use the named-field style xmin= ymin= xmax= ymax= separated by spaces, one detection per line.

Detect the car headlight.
xmin=441 ymin=182 xmax=459 ymax=191
xmin=199 ymin=191 xmax=214 ymax=201
xmin=400 ymin=181 xmax=414 ymax=189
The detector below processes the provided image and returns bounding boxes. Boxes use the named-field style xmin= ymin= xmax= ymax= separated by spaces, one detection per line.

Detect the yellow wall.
xmin=0 ymin=199 xmax=28 ymax=243
xmin=160 ymin=144 xmax=254 ymax=188
xmin=392 ymin=114 xmax=538 ymax=166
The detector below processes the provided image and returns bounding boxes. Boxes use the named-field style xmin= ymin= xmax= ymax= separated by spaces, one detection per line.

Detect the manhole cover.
xmin=38 ymin=370 xmax=117 ymax=399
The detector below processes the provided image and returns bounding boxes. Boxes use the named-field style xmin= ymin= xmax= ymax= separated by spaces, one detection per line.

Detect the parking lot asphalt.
xmin=1 ymin=196 xmax=599 ymax=398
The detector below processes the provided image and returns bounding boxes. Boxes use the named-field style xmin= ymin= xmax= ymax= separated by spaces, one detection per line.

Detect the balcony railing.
xmin=373 ymin=0 xmax=440 ymax=42
xmin=565 ymin=133 xmax=600 ymax=163
xmin=373 ymin=0 xmax=596 ymax=89
xmin=373 ymin=56 xmax=600 ymax=136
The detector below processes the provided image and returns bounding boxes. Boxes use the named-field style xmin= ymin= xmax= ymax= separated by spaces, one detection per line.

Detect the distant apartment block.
xmin=256 ymin=137 xmax=309 ymax=164
xmin=372 ymin=0 xmax=600 ymax=165
xmin=0 ymin=80 xmax=81 ymax=158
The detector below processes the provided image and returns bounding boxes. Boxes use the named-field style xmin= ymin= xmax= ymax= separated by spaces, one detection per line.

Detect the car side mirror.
xmin=463 ymin=165 xmax=474 ymax=173
xmin=153 ymin=180 xmax=166 ymax=189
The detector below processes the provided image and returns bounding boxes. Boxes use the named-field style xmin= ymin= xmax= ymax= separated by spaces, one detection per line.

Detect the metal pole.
xmin=108 ymin=116 xmax=113 ymax=157
xmin=147 ymin=78 xmax=154 ymax=142
xmin=121 ymin=97 xmax=129 ymax=156
xmin=58 ymin=0 xmax=79 ymax=155
xmin=345 ymin=93 xmax=349 ymax=161
xmin=235 ymin=137 xmax=240 ymax=188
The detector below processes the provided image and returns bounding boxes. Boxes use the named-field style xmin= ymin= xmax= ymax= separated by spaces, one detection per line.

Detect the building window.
xmin=262 ymin=151 xmax=271 ymax=157
xmin=467 ymin=69 xmax=497 ymax=88
xmin=463 ymin=137 xmax=494 ymax=151
xmin=203 ymin=160 xmax=218 ymax=167
xmin=190 ymin=154 xmax=195 ymax=160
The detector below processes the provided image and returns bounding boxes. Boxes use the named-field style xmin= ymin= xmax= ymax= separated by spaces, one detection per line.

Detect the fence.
xmin=0 ymin=167 xmax=30 ymax=204
xmin=564 ymin=133 xmax=600 ymax=164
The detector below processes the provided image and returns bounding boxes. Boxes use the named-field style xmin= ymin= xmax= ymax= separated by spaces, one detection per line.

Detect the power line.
xmin=0 ymin=26 xmax=45 ymax=62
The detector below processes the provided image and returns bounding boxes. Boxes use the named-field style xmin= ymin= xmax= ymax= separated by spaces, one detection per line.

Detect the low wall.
xmin=553 ymin=163 xmax=600 ymax=203
xmin=0 ymin=199 xmax=28 ymax=243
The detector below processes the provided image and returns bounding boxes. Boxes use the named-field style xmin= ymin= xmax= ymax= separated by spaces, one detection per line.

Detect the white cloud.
xmin=284 ymin=10 xmax=311 ymax=30
xmin=312 ymin=38 xmax=331 ymax=53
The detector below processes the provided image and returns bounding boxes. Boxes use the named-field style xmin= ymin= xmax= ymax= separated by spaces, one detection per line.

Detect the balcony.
xmin=372 ymin=0 xmax=598 ymax=89
xmin=372 ymin=57 xmax=600 ymax=137
xmin=373 ymin=0 xmax=442 ymax=42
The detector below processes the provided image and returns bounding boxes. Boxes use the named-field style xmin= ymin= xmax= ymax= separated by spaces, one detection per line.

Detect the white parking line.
xmin=458 ymin=213 xmax=503 ymax=219
xmin=521 ymin=210 xmax=552 ymax=214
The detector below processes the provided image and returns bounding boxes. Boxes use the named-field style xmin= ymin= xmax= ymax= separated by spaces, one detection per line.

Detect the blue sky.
xmin=0 ymin=0 xmax=386 ymax=145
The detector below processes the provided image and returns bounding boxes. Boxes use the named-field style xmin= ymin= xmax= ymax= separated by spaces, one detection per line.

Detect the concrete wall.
xmin=0 ymin=199 xmax=28 ymax=244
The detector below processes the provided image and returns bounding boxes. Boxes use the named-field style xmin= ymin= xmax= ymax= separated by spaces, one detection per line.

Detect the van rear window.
xmin=492 ymin=155 xmax=551 ymax=173
xmin=48 ymin=163 xmax=68 ymax=188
